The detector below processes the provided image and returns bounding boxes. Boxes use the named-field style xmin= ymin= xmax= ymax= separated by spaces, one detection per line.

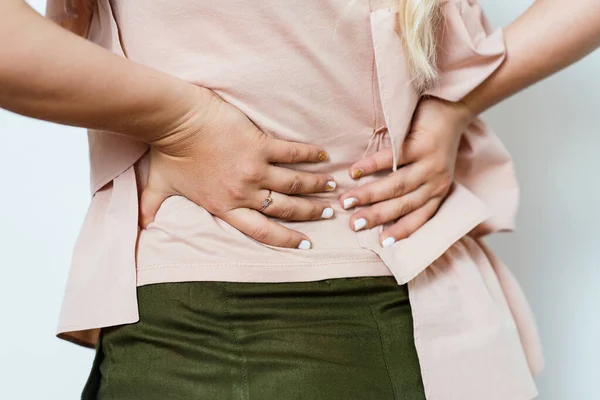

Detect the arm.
xmin=340 ymin=0 xmax=600 ymax=245
xmin=0 ymin=0 xmax=203 ymax=142
xmin=462 ymin=0 xmax=600 ymax=116
xmin=0 ymin=0 xmax=337 ymax=249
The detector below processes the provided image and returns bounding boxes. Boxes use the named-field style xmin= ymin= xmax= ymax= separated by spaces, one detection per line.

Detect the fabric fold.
xmin=366 ymin=2 xmax=541 ymax=399
xmin=47 ymin=2 xmax=544 ymax=399
xmin=54 ymin=0 xmax=147 ymax=346
xmin=426 ymin=0 xmax=506 ymax=102
xmin=366 ymin=0 xmax=515 ymax=283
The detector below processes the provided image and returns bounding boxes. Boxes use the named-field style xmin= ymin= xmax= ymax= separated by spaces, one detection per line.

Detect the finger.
xmin=340 ymin=164 xmax=425 ymax=210
xmin=139 ymin=184 xmax=173 ymax=228
xmin=379 ymin=198 xmax=442 ymax=247
xmin=348 ymin=148 xmax=394 ymax=179
xmin=221 ymin=208 xmax=312 ymax=249
xmin=255 ymin=190 xmax=334 ymax=221
xmin=264 ymin=166 xmax=336 ymax=195
xmin=348 ymin=186 xmax=430 ymax=233
xmin=348 ymin=132 xmax=433 ymax=179
xmin=264 ymin=138 xmax=329 ymax=164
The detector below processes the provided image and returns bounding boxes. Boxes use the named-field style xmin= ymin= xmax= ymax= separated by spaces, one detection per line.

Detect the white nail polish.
xmin=354 ymin=218 xmax=367 ymax=231
xmin=298 ymin=240 xmax=312 ymax=250
xmin=382 ymin=237 xmax=396 ymax=248
xmin=321 ymin=207 xmax=334 ymax=219
xmin=325 ymin=181 xmax=337 ymax=191
xmin=343 ymin=197 xmax=358 ymax=210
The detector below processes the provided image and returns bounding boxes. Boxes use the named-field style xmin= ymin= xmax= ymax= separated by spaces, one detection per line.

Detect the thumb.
xmin=139 ymin=182 xmax=173 ymax=229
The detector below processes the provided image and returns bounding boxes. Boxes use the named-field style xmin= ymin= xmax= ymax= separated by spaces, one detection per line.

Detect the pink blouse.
xmin=47 ymin=0 xmax=544 ymax=399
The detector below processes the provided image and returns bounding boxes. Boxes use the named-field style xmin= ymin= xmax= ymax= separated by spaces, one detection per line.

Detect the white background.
xmin=0 ymin=1 xmax=598 ymax=399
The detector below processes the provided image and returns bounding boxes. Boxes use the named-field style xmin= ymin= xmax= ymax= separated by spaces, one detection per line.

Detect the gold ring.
xmin=259 ymin=190 xmax=273 ymax=212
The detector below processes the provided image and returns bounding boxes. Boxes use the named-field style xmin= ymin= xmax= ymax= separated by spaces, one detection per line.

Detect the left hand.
xmin=339 ymin=97 xmax=474 ymax=247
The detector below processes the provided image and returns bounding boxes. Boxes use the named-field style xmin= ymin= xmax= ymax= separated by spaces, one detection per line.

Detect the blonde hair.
xmin=397 ymin=0 xmax=442 ymax=92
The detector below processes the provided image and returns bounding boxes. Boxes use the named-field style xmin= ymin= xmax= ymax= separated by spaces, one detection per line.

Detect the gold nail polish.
xmin=325 ymin=181 xmax=337 ymax=191
xmin=318 ymin=151 xmax=328 ymax=162
xmin=351 ymin=169 xmax=363 ymax=179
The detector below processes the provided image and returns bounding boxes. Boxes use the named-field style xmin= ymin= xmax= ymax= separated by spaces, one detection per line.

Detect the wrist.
xmin=145 ymin=83 xmax=219 ymax=158
xmin=136 ymin=81 xmax=214 ymax=145
xmin=420 ymin=95 xmax=476 ymax=132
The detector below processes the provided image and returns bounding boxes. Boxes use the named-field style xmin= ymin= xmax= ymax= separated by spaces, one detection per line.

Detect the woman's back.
xmin=115 ymin=0 xmax=398 ymax=275
xmin=51 ymin=1 xmax=543 ymax=398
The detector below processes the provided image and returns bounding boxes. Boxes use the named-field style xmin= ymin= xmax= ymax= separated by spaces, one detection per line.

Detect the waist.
xmin=137 ymin=194 xmax=386 ymax=268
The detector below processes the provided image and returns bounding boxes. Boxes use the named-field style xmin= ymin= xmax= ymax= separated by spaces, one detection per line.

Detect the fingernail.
xmin=382 ymin=237 xmax=396 ymax=248
xmin=343 ymin=197 xmax=358 ymax=209
xmin=351 ymin=168 xmax=363 ymax=179
xmin=298 ymin=240 xmax=312 ymax=250
xmin=318 ymin=151 xmax=328 ymax=162
xmin=325 ymin=181 xmax=337 ymax=191
xmin=321 ymin=207 xmax=334 ymax=219
xmin=353 ymin=218 xmax=367 ymax=231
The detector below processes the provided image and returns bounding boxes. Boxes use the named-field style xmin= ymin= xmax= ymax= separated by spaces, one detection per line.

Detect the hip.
xmin=82 ymin=276 xmax=425 ymax=400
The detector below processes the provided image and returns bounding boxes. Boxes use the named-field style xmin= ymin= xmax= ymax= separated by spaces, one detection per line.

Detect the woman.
xmin=1 ymin=0 xmax=599 ymax=399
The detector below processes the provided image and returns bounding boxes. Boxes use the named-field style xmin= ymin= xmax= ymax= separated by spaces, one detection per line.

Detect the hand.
xmin=140 ymin=85 xmax=336 ymax=249
xmin=339 ymin=97 xmax=474 ymax=247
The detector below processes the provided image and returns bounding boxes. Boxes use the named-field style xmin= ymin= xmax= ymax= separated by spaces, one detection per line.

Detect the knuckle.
xmin=283 ymin=234 xmax=299 ymax=248
xmin=226 ymin=185 xmax=247 ymax=201
xmin=249 ymin=226 xmax=270 ymax=242
xmin=391 ymin=180 xmax=407 ymax=198
xmin=287 ymin=175 xmax=304 ymax=194
xmin=439 ymin=176 xmax=453 ymax=193
xmin=434 ymin=174 xmax=453 ymax=196
xmin=278 ymin=206 xmax=296 ymax=220
xmin=255 ymin=133 xmax=270 ymax=151
xmin=287 ymin=145 xmax=302 ymax=163
xmin=432 ymin=159 xmax=449 ymax=175
xmin=311 ymin=203 xmax=322 ymax=219
xmin=396 ymin=201 xmax=413 ymax=217
xmin=242 ymin=165 xmax=264 ymax=184
xmin=381 ymin=153 xmax=394 ymax=169
xmin=418 ymin=134 xmax=437 ymax=151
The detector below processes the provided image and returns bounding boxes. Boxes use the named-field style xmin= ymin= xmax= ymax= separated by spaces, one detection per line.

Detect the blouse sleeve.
xmin=425 ymin=0 xmax=506 ymax=101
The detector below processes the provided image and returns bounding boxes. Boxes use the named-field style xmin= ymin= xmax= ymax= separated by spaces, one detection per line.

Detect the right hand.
xmin=139 ymin=85 xmax=336 ymax=249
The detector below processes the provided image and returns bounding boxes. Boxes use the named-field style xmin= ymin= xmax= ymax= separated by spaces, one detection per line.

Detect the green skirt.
xmin=82 ymin=276 xmax=425 ymax=400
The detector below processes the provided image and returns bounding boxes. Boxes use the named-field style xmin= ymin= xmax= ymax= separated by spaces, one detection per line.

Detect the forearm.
xmin=0 ymin=0 xmax=205 ymax=142
xmin=461 ymin=0 xmax=600 ymax=116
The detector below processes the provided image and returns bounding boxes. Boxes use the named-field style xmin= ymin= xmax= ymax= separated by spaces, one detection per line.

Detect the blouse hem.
xmin=136 ymin=259 xmax=395 ymax=286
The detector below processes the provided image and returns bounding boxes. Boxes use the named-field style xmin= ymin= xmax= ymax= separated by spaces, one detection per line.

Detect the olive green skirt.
xmin=82 ymin=276 xmax=425 ymax=399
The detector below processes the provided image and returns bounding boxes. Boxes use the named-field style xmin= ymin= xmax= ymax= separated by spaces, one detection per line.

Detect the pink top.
xmin=47 ymin=0 xmax=544 ymax=399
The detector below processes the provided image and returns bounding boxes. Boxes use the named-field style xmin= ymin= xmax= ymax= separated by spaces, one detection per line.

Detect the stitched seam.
xmin=137 ymin=257 xmax=382 ymax=270
xmin=361 ymin=280 xmax=398 ymax=400
xmin=407 ymin=281 xmax=429 ymax=399
xmin=58 ymin=314 xmax=139 ymax=331
xmin=102 ymin=333 xmax=114 ymax=399
xmin=371 ymin=34 xmax=379 ymax=131
xmin=223 ymin=283 xmax=250 ymax=400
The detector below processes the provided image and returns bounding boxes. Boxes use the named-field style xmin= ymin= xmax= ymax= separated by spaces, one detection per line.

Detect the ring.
xmin=259 ymin=190 xmax=274 ymax=212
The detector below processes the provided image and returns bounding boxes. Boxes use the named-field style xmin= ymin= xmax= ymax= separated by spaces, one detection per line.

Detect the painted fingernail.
xmin=318 ymin=151 xmax=328 ymax=162
xmin=321 ymin=207 xmax=334 ymax=219
xmin=325 ymin=181 xmax=337 ymax=191
xmin=351 ymin=168 xmax=363 ymax=179
xmin=343 ymin=197 xmax=358 ymax=209
xmin=298 ymin=240 xmax=312 ymax=250
xmin=382 ymin=237 xmax=396 ymax=248
xmin=354 ymin=218 xmax=367 ymax=231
